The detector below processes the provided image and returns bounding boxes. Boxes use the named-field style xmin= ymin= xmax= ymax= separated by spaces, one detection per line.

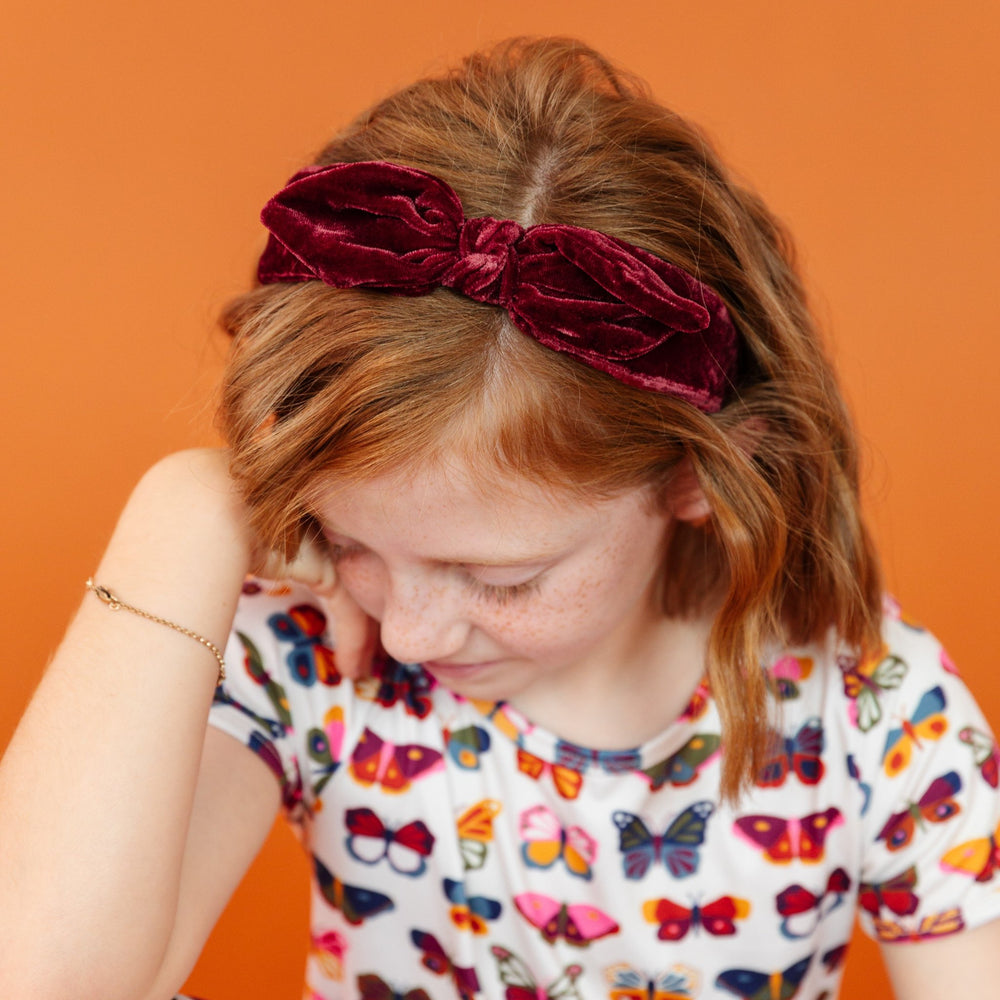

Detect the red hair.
xmin=218 ymin=37 xmax=882 ymax=800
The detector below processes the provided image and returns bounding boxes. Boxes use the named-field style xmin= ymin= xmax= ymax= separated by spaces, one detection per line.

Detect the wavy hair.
xmin=218 ymin=37 xmax=882 ymax=800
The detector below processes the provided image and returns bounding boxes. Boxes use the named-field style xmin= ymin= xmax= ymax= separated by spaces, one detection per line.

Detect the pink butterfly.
xmin=733 ymin=808 xmax=843 ymax=864
xmin=514 ymin=893 xmax=619 ymax=947
xmin=519 ymin=804 xmax=597 ymax=880
xmin=349 ymin=728 xmax=443 ymax=793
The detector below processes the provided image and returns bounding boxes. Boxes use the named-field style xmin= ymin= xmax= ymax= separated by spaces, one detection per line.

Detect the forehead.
xmin=310 ymin=456 xmax=659 ymax=564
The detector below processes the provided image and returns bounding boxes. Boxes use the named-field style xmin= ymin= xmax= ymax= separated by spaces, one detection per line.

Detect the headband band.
xmin=257 ymin=160 xmax=737 ymax=411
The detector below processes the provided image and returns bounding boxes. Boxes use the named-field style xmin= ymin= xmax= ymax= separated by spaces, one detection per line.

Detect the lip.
xmin=422 ymin=659 xmax=499 ymax=678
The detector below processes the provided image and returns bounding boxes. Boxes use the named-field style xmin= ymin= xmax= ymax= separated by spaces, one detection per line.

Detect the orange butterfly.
xmin=875 ymin=908 xmax=964 ymax=942
xmin=881 ymin=686 xmax=948 ymax=778
xmin=517 ymin=747 xmax=583 ymax=800
xmin=456 ymin=798 xmax=501 ymax=871
xmin=940 ymin=820 xmax=1000 ymax=883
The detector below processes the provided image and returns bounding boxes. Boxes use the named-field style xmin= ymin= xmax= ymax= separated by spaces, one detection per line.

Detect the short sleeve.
xmin=853 ymin=614 xmax=1000 ymax=942
xmin=208 ymin=578 xmax=341 ymax=824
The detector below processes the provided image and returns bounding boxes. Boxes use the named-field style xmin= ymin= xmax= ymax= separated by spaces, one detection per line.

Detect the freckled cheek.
xmin=334 ymin=560 xmax=388 ymax=619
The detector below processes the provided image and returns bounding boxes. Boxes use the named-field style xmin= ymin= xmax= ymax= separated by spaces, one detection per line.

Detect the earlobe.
xmin=667 ymin=457 xmax=713 ymax=523
xmin=667 ymin=418 xmax=767 ymax=525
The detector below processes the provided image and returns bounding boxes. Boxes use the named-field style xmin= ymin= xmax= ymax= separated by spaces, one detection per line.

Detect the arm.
xmin=0 ymin=450 xmax=275 ymax=1000
xmin=882 ymin=920 xmax=1000 ymax=998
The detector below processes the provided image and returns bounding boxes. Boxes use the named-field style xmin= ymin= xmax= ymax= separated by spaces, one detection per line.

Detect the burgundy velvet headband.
xmin=257 ymin=160 xmax=738 ymax=412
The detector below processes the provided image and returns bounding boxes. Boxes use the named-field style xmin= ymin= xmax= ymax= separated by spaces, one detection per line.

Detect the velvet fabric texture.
xmin=258 ymin=161 xmax=738 ymax=411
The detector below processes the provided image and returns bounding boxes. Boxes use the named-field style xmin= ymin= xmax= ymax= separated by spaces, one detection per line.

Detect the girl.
xmin=1 ymin=37 xmax=998 ymax=1000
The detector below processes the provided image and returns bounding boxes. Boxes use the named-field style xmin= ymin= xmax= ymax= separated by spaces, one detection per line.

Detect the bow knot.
xmin=443 ymin=216 xmax=524 ymax=306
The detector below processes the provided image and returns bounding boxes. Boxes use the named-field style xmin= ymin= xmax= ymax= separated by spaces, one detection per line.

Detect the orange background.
xmin=2 ymin=2 xmax=998 ymax=997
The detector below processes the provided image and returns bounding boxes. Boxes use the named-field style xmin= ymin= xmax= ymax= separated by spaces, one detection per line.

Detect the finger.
xmin=323 ymin=586 xmax=380 ymax=680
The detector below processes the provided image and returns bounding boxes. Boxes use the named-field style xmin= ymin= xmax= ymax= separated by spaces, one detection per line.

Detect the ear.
xmin=666 ymin=456 xmax=712 ymax=523
xmin=667 ymin=417 xmax=768 ymax=524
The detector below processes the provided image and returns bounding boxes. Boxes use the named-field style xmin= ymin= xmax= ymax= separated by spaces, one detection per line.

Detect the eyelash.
xmin=467 ymin=576 xmax=541 ymax=605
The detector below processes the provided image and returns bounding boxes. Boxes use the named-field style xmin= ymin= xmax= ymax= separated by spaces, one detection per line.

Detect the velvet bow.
xmin=258 ymin=161 xmax=737 ymax=411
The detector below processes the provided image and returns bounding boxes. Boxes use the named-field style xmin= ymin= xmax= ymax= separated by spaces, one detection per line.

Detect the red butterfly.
xmin=756 ymin=717 xmax=824 ymax=787
xmin=410 ymin=929 xmax=480 ymax=1000
xmin=642 ymin=895 xmax=749 ymax=941
xmin=876 ymin=771 xmax=961 ymax=851
xmin=344 ymin=807 xmax=435 ymax=876
xmin=858 ymin=865 xmax=919 ymax=918
xmin=514 ymin=893 xmax=619 ymax=947
xmin=776 ymin=868 xmax=851 ymax=939
xmin=357 ymin=974 xmax=430 ymax=1000
xmin=349 ymin=728 xmax=443 ymax=793
xmin=733 ymin=808 xmax=842 ymax=864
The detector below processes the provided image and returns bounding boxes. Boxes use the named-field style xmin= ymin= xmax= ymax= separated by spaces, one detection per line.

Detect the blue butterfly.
xmin=716 ymin=955 xmax=811 ymax=999
xmin=267 ymin=605 xmax=338 ymax=687
xmin=446 ymin=725 xmax=491 ymax=769
xmin=612 ymin=802 xmax=714 ymax=879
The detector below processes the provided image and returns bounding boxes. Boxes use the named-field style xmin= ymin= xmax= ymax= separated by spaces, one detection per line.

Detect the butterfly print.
xmin=838 ymin=646 xmax=907 ymax=731
xmin=357 ymin=973 xmax=431 ymax=1000
xmin=213 ymin=684 xmax=285 ymax=741
xmin=680 ymin=678 xmax=711 ymax=720
xmin=775 ymin=868 xmax=851 ymax=939
xmin=344 ymin=807 xmax=434 ymax=876
xmin=846 ymin=754 xmax=872 ymax=814
xmin=757 ymin=717 xmax=824 ymax=787
xmin=309 ymin=929 xmax=346 ymax=981
xmin=612 ymin=802 xmax=714 ymax=879
xmin=357 ymin=659 xmax=434 ymax=718
xmin=456 ymin=798 xmax=501 ymax=871
xmin=821 ymin=944 xmax=848 ymax=973
xmin=642 ymin=895 xmax=749 ymax=941
xmin=349 ymin=728 xmax=443 ymax=793
xmin=313 ymin=855 xmax=394 ymax=924
xmin=605 ymin=962 xmax=700 ymax=1000
xmin=520 ymin=804 xmax=597 ymax=880
xmin=446 ymin=724 xmax=492 ymax=769
xmin=940 ymin=820 xmax=1000 ymax=882
xmin=733 ymin=807 xmax=843 ymax=864
xmin=555 ymin=740 xmax=641 ymax=774
xmin=491 ymin=944 xmax=582 ymax=1000
xmin=305 ymin=705 xmax=345 ymax=796
xmin=876 ymin=771 xmax=961 ymax=851
xmin=247 ymin=731 xmax=304 ymax=813
xmin=514 ymin=893 xmax=620 ymax=946
xmin=875 ymin=908 xmax=965 ymax=942
xmin=959 ymin=726 xmax=1000 ymax=788
xmin=235 ymin=629 xmax=293 ymax=728
xmin=517 ymin=747 xmax=583 ymax=799
xmin=443 ymin=877 xmax=502 ymax=934
xmin=716 ymin=955 xmax=811 ymax=1000
xmin=766 ymin=655 xmax=814 ymax=701
xmin=410 ymin=929 xmax=480 ymax=999
xmin=881 ymin=685 xmax=948 ymax=777
xmin=641 ymin=734 xmax=721 ymax=790
xmin=858 ymin=865 xmax=919 ymax=918
xmin=267 ymin=604 xmax=339 ymax=686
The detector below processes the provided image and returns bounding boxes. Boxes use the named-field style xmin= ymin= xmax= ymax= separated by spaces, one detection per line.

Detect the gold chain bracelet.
xmin=85 ymin=578 xmax=226 ymax=683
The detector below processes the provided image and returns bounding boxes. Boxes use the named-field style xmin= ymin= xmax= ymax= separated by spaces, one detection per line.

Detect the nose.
xmin=377 ymin=576 xmax=470 ymax=665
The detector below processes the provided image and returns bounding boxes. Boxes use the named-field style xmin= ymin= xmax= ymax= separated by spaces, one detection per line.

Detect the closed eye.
xmin=466 ymin=575 xmax=541 ymax=605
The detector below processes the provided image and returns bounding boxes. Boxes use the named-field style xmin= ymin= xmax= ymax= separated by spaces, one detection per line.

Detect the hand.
xmin=256 ymin=532 xmax=379 ymax=680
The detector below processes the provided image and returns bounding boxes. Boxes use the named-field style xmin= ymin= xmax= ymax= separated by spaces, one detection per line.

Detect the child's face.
xmin=312 ymin=456 xmax=675 ymax=708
